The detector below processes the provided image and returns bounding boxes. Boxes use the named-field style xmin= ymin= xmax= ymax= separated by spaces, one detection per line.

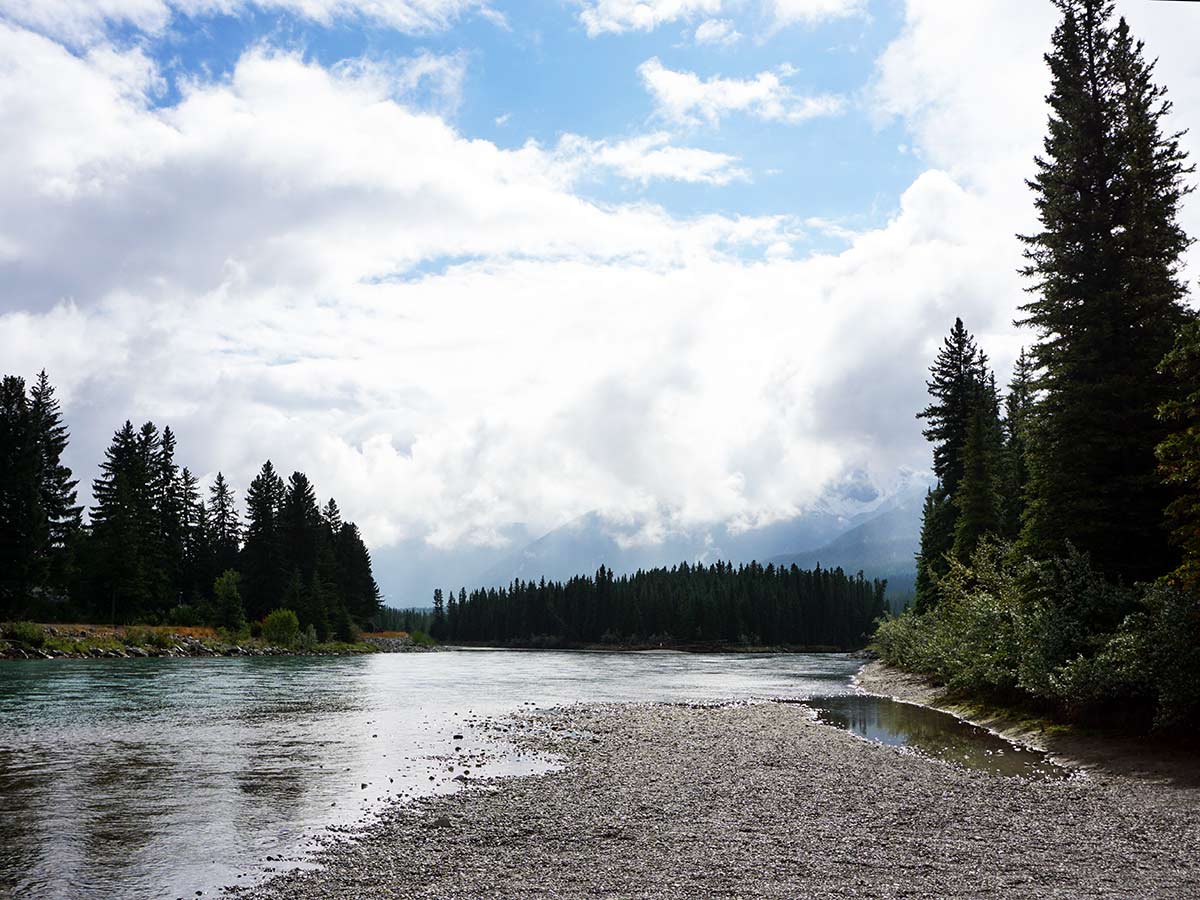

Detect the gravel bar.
xmin=231 ymin=700 xmax=1200 ymax=900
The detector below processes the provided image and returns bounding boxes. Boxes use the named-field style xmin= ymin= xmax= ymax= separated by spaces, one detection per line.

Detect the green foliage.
xmin=876 ymin=541 xmax=1200 ymax=732
xmin=408 ymin=629 xmax=437 ymax=647
xmin=1017 ymin=0 xmax=1194 ymax=584
xmin=1157 ymin=321 xmax=1200 ymax=593
xmin=439 ymin=561 xmax=885 ymax=649
xmin=3 ymin=620 xmax=46 ymax=647
xmin=876 ymin=541 xmax=1024 ymax=696
xmin=212 ymin=569 xmax=246 ymax=632
xmin=913 ymin=319 xmax=1000 ymax=611
xmin=167 ymin=604 xmax=204 ymax=627
xmin=124 ymin=626 xmax=176 ymax=649
xmin=261 ymin=608 xmax=300 ymax=647
xmin=296 ymin=623 xmax=319 ymax=652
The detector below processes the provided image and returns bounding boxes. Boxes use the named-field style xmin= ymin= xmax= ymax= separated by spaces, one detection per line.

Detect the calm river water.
xmin=0 ymin=650 xmax=861 ymax=900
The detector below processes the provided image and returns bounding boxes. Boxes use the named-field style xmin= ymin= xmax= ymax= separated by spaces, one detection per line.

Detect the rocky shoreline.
xmin=0 ymin=626 xmax=438 ymax=660
xmin=230 ymin=675 xmax=1200 ymax=899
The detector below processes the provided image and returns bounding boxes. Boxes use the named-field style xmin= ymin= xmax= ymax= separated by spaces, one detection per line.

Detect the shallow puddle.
xmin=804 ymin=694 xmax=1069 ymax=779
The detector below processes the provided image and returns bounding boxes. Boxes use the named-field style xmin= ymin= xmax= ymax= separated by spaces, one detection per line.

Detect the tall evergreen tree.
xmin=208 ymin=472 xmax=241 ymax=578
xmin=913 ymin=319 xmax=990 ymax=608
xmin=917 ymin=318 xmax=989 ymax=495
xmin=90 ymin=421 xmax=158 ymax=622
xmin=280 ymin=471 xmax=322 ymax=582
xmin=28 ymin=371 xmax=80 ymax=594
xmin=0 ymin=377 xmax=39 ymax=615
xmin=1157 ymin=322 xmax=1200 ymax=593
xmin=1018 ymin=0 xmax=1194 ymax=582
xmin=241 ymin=461 xmax=286 ymax=620
xmin=1000 ymin=350 xmax=1037 ymax=538
xmin=952 ymin=378 xmax=1003 ymax=560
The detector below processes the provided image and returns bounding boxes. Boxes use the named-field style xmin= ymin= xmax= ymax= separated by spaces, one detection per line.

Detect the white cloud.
xmin=768 ymin=0 xmax=866 ymax=29
xmin=554 ymin=132 xmax=750 ymax=185
xmin=0 ymin=0 xmax=495 ymax=44
xmin=693 ymin=17 xmax=741 ymax=46
xmin=578 ymin=0 xmax=723 ymax=36
xmin=3 ymin=0 xmax=1198 ymax=594
xmin=639 ymin=57 xmax=843 ymax=126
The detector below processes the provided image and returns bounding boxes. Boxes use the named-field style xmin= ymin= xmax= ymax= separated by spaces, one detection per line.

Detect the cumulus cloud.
xmin=768 ymin=0 xmax=866 ymax=29
xmin=638 ymin=57 xmax=844 ymax=126
xmin=554 ymin=132 xmax=750 ymax=185
xmin=693 ymin=17 xmax=741 ymax=46
xmin=0 ymin=0 xmax=496 ymax=44
xmin=578 ymin=0 xmax=723 ymax=36
xmin=2 ymin=0 xmax=1198 ymax=589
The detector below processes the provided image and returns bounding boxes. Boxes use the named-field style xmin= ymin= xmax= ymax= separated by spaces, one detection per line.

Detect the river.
xmin=0 ymin=650 xmax=862 ymax=900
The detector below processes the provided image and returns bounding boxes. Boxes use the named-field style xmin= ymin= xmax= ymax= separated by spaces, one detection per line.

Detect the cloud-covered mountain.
xmin=470 ymin=472 xmax=926 ymax=596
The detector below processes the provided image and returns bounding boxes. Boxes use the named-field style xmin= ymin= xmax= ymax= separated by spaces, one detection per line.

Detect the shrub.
xmin=125 ymin=627 xmax=176 ymax=649
xmin=167 ymin=604 xmax=203 ymax=627
xmin=409 ymin=629 xmax=437 ymax=647
xmin=3 ymin=621 xmax=46 ymax=648
xmin=212 ymin=570 xmax=247 ymax=632
xmin=296 ymin=624 xmax=318 ymax=652
xmin=262 ymin=608 xmax=300 ymax=647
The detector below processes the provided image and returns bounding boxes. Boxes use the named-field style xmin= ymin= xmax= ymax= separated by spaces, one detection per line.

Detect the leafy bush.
xmin=3 ymin=621 xmax=46 ymax=648
xmin=125 ymin=627 xmax=176 ymax=649
xmin=262 ymin=608 xmax=300 ymax=647
xmin=1055 ymin=582 xmax=1200 ymax=730
xmin=875 ymin=540 xmax=1200 ymax=732
xmin=212 ymin=570 xmax=246 ymax=632
xmin=167 ymin=604 xmax=203 ymax=627
xmin=297 ymin=624 xmax=319 ymax=652
xmin=408 ymin=629 xmax=437 ymax=647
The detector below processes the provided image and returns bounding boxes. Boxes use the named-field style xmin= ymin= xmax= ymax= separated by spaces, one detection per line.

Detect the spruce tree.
xmin=0 ymin=377 xmax=39 ymax=615
xmin=1157 ymin=322 xmax=1200 ymax=593
xmin=208 ymin=472 xmax=241 ymax=578
xmin=90 ymin=421 xmax=157 ymax=622
xmin=28 ymin=371 xmax=80 ymax=594
xmin=1000 ymin=350 xmax=1036 ymax=538
xmin=952 ymin=383 xmax=1003 ymax=560
xmin=913 ymin=319 xmax=989 ymax=608
xmin=1018 ymin=0 xmax=1194 ymax=582
xmin=241 ymin=461 xmax=286 ymax=620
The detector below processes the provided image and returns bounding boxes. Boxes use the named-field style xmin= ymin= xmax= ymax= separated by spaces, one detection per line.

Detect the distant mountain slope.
xmin=766 ymin=499 xmax=922 ymax=607
xmin=474 ymin=474 xmax=929 ymax=591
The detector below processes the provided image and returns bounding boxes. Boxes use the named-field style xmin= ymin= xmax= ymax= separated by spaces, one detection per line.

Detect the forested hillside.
xmin=392 ymin=561 xmax=887 ymax=649
xmin=877 ymin=0 xmax=1200 ymax=733
xmin=0 ymin=381 xmax=381 ymax=638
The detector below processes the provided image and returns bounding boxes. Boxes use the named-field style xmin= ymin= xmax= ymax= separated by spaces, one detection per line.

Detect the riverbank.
xmin=0 ymin=623 xmax=437 ymax=660
xmin=232 ymin=697 xmax=1200 ymax=899
xmin=856 ymin=659 xmax=1200 ymax=786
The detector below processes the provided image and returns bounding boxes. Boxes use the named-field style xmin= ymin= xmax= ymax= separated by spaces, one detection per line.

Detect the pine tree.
xmin=1157 ymin=322 xmax=1200 ymax=593
xmin=0 ymin=376 xmax=39 ymax=615
xmin=208 ymin=472 xmax=241 ymax=578
xmin=333 ymin=521 xmax=381 ymax=626
xmin=953 ymin=379 xmax=1003 ymax=559
xmin=280 ymin=471 xmax=322 ymax=583
xmin=1018 ymin=0 xmax=1194 ymax=582
xmin=28 ymin=371 xmax=80 ymax=594
xmin=431 ymin=587 xmax=445 ymax=639
xmin=1000 ymin=350 xmax=1037 ymax=538
xmin=241 ymin=461 xmax=286 ymax=620
xmin=913 ymin=319 xmax=990 ymax=608
xmin=90 ymin=421 xmax=158 ymax=622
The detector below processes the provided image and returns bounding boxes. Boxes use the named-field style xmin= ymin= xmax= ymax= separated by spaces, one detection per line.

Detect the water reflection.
xmin=804 ymin=694 xmax=1068 ymax=779
xmin=0 ymin=650 xmax=862 ymax=900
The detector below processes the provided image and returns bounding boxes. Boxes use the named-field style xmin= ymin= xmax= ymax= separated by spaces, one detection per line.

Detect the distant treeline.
xmin=0 ymin=373 xmax=381 ymax=638
xmin=389 ymin=561 xmax=887 ymax=649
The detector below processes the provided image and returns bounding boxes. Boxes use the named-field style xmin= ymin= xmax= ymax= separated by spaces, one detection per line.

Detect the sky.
xmin=1 ymin=0 xmax=1198 ymax=602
